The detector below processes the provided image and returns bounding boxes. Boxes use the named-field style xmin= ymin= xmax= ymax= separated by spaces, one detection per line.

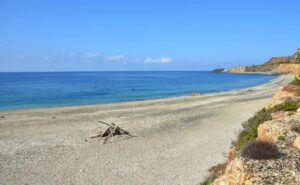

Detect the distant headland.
xmin=213 ymin=48 xmax=300 ymax=75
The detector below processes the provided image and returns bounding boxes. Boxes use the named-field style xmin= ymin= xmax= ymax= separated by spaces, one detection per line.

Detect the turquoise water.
xmin=0 ymin=71 xmax=275 ymax=111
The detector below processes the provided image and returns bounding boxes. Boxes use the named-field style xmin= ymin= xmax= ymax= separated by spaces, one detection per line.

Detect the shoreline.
xmin=0 ymin=74 xmax=278 ymax=114
xmin=0 ymin=74 xmax=293 ymax=185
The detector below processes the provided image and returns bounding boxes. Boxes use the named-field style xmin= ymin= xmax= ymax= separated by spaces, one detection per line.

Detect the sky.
xmin=0 ymin=0 xmax=300 ymax=72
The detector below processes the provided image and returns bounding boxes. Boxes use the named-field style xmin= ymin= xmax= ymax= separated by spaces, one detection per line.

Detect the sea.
xmin=0 ymin=71 xmax=276 ymax=111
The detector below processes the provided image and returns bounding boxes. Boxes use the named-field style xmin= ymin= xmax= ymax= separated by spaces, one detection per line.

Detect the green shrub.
xmin=235 ymin=100 xmax=300 ymax=150
xmin=235 ymin=108 xmax=272 ymax=150
xmin=277 ymin=135 xmax=285 ymax=141
xmin=289 ymin=76 xmax=300 ymax=85
xmin=200 ymin=178 xmax=213 ymax=185
xmin=271 ymin=100 xmax=300 ymax=112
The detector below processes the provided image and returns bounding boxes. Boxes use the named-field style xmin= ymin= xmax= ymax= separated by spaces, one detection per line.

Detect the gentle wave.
xmin=0 ymin=71 xmax=275 ymax=110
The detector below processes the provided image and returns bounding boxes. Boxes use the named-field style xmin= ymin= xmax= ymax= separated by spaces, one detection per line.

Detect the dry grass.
xmin=282 ymin=85 xmax=300 ymax=95
xmin=241 ymin=141 xmax=281 ymax=160
xmin=208 ymin=163 xmax=227 ymax=178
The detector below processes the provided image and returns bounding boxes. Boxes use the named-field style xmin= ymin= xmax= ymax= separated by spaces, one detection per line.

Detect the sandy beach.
xmin=0 ymin=74 xmax=292 ymax=185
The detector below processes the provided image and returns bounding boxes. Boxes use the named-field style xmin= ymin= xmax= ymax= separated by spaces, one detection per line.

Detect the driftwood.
xmin=91 ymin=121 xmax=130 ymax=144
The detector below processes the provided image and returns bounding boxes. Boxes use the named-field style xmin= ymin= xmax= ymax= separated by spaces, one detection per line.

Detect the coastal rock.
xmin=282 ymin=85 xmax=300 ymax=96
xmin=213 ymin=157 xmax=252 ymax=185
xmin=208 ymin=147 xmax=237 ymax=178
xmin=257 ymin=115 xmax=295 ymax=143
xmin=227 ymin=48 xmax=300 ymax=74
xmin=293 ymin=136 xmax=300 ymax=150
xmin=226 ymin=146 xmax=237 ymax=163
xmin=271 ymin=111 xmax=290 ymax=120
xmin=266 ymin=83 xmax=300 ymax=109
xmin=266 ymin=89 xmax=295 ymax=108
xmin=192 ymin=92 xmax=202 ymax=96
xmin=229 ymin=66 xmax=246 ymax=73
xmin=214 ymin=151 xmax=300 ymax=185
xmin=273 ymin=64 xmax=300 ymax=75
xmin=214 ymin=114 xmax=300 ymax=185
xmin=266 ymin=57 xmax=291 ymax=65
xmin=211 ymin=68 xmax=226 ymax=73
xmin=257 ymin=121 xmax=282 ymax=142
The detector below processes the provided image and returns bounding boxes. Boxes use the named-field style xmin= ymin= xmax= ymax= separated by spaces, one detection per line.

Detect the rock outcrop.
xmin=266 ymin=84 xmax=300 ymax=108
xmin=213 ymin=114 xmax=300 ymax=185
xmin=266 ymin=87 xmax=295 ymax=108
xmin=272 ymin=64 xmax=300 ymax=75
xmin=206 ymin=49 xmax=300 ymax=184
xmin=266 ymin=57 xmax=291 ymax=65
xmin=211 ymin=76 xmax=300 ymax=185
xmin=229 ymin=66 xmax=246 ymax=73
xmin=228 ymin=48 xmax=300 ymax=74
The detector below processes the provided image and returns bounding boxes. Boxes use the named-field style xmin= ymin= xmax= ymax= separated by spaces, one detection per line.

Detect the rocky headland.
xmin=229 ymin=48 xmax=300 ymax=74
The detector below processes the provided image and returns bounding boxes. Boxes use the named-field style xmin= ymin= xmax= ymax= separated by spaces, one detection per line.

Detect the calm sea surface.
xmin=0 ymin=71 xmax=275 ymax=111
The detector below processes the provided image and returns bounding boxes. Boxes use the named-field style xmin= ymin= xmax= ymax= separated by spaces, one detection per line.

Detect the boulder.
xmin=257 ymin=121 xmax=282 ymax=142
xmin=213 ymin=158 xmax=252 ymax=185
xmin=192 ymin=92 xmax=202 ymax=96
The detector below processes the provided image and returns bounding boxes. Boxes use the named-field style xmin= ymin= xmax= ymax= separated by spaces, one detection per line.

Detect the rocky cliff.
xmin=229 ymin=48 xmax=300 ymax=74
xmin=229 ymin=66 xmax=246 ymax=73
xmin=204 ymin=75 xmax=300 ymax=185
xmin=274 ymin=64 xmax=300 ymax=75
xmin=213 ymin=113 xmax=300 ymax=184
xmin=266 ymin=57 xmax=291 ymax=65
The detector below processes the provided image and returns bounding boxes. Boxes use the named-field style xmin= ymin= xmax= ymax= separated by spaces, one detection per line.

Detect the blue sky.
xmin=0 ymin=0 xmax=300 ymax=72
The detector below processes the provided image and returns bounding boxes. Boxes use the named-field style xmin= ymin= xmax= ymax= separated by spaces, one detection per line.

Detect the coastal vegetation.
xmin=235 ymin=108 xmax=272 ymax=150
xmin=291 ymin=123 xmax=300 ymax=133
xmin=234 ymin=100 xmax=300 ymax=150
xmin=209 ymin=85 xmax=300 ymax=184
xmin=241 ymin=140 xmax=281 ymax=160
xmin=289 ymin=75 xmax=300 ymax=85
xmin=201 ymin=96 xmax=300 ymax=184
xmin=271 ymin=100 xmax=300 ymax=112
xmin=277 ymin=135 xmax=285 ymax=141
xmin=199 ymin=178 xmax=213 ymax=185
xmin=235 ymin=100 xmax=300 ymax=150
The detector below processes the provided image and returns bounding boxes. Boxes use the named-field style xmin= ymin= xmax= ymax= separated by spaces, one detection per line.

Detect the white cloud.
xmin=61 ymin=50 xmax=102 ymax=60
xmin=144 ymin=57 xmax=173 ymax=64
xmin=61 ymin=50 xmax=79 ymax=58
xmin=84 ymin=52 xmax=102 ymax=59
xmin=104 ymin=55 xmax=125 ymax=62
xmin=60 ymin=50 xmax=173 ymax=64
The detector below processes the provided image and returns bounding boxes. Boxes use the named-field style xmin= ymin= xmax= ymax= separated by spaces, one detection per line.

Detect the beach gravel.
xmin=0 ymin=75 xmax=292 ymax=185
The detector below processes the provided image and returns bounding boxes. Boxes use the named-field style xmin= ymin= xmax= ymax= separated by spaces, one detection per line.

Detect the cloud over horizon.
xmin=104 ymin=55 xmax=126 ymax=62
xmin=61 ymin=50 xmax=173 ymax=65
xmin=144 ymin=57 xmax=173 ymax=64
